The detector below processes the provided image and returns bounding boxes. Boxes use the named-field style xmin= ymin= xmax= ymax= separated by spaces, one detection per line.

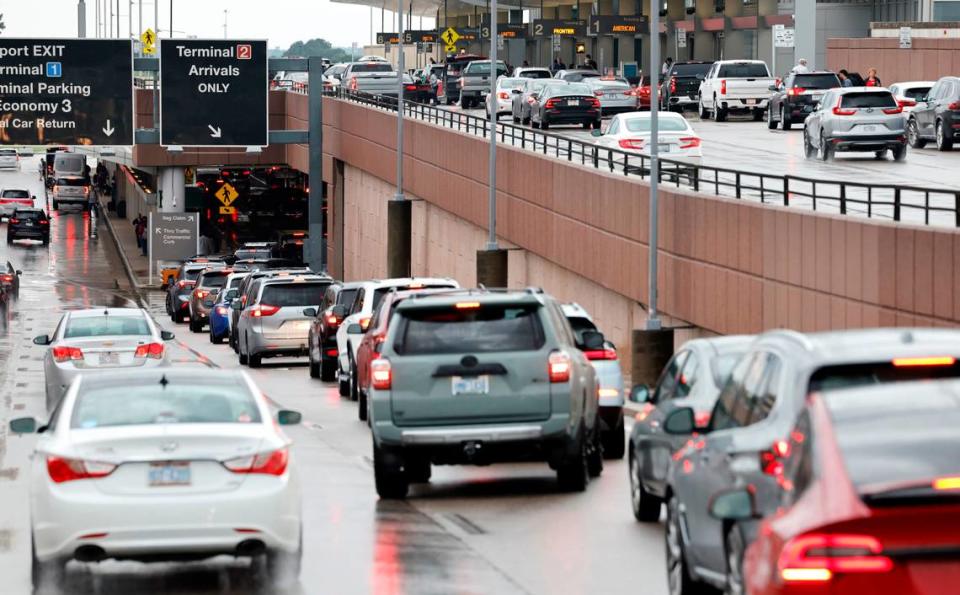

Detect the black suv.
xmin=907 ymin=75 xmax=960 ymax=151
xmin=6 ymin=208 xmax=50 ymax=245
xmin=307 ymin=281 xmax=360 ymax=381
xmin=661 ymin=328 xmax=960 ymax=595
xmin=767 ymin=71 xmax=841 ymax=130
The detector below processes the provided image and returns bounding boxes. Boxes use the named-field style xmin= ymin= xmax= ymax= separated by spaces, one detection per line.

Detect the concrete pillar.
xmin=157 ymin=167 xmax=185 ymax=213
xmin=387 ymin=200 xmax=412 ymax=278
xmin=476 ymin=249 xmax=508 ymax=288
xmin=794 ymin=0 xmax=816 ymax=69
xmin=631 ymin=328 xmax=674 ymax=389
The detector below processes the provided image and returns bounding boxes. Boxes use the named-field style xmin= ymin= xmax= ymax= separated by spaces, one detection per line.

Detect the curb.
xmin=97 ymin=198 xmax=147 ymax=308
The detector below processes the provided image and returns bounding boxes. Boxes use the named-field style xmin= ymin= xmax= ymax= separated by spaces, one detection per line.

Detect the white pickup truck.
xmin=697 ymin=60 xmax=776 ymax=122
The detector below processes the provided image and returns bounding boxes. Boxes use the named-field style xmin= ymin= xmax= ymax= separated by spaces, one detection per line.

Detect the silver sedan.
xmin=36 ymin=307 xmax=174 ymax=411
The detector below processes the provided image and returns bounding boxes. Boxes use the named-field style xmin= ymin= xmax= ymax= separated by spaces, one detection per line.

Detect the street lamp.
xmin=646 ymin=0 xmax=661 ymax=330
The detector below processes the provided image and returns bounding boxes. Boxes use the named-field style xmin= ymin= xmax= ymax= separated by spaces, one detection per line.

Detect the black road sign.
xmin=588 ymin=15 xmax=646 ymax=36
xmin=376 ymin=32 xmax=399 ymax=45
xmin=532 ymin=20 xmax=586 ymax=37
xmin=159 ymin=39 xmax=267 ymax=147
xmin=0 ymin=39 xmax=133 ymax=146
xmin=404 ymin=30 xmax=438 ymax=44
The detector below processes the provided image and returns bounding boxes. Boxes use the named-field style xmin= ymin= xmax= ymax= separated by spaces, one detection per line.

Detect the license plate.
xmin=451 ymin=375 xmax=489 ymax=395
xmin=98 ymin=351 xmax=119 ymax=365
xmin=745 ymin=99 xmax=756 ymax=105
xmin=658 ymin=143 xmax=670 ymax=152
xmin=148 ymin=462 xmax=191 ymax=486
xmin=24 ymin=222 xmax=33 ymax=226
xmin=287 ymin=320 xmax=310 ymax=330
xmin=861 ymin=125 xmax=877 ymax=132
xmin=566 ymin=100 xmax=578 ymax=106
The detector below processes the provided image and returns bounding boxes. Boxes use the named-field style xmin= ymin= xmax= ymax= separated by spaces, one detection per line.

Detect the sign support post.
xmin=646 ymin=0 xmax=661 ymax=331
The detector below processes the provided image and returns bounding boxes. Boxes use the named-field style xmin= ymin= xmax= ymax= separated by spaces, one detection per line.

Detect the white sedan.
xmin=10 ymin=369 xmax=303 ymax=590
xmin=888 ymin=80 xmax=935 ymax=113
xmin=590 ymin=111 xmax=703 ymax=160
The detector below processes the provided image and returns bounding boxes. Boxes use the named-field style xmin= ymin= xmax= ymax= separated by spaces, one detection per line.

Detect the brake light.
xmin=223 ymin=448 xmax=289 ymax=476
xmin=8 ymin=218 xmax=17 ymax=224
xmin=892 ymin=356 xmax=956 ymax=367
xmin=934 ymin=476 xmax=960 ymax=491
xmin=83 ymin=186 xmax=90 ymax=195
xmin=548 ymin=351 xmax=571 ymax=383
xmin=760 ymin=440 xmax=791 ymax=477
xmin=0 ymin=274 xmax=12 ymax=282
xmin=40 ymin=219 xmax=49 ymax=225
xmin=370 ymin=358 xmax=393 ymax=390
xmin=778 ymin=534 xmax=893 ymax=583
xmin=349 ymin=77 xmax=358 ymax=91
xmin=882 ymin=105 xmax=903 ymax=115
xmin=47 ymin=456 xmax=116 ymax=483
xmin=897 ymin=98 xmax=916 ymax=107
xmin=215 ymin=306 xmax=228 ymax=315
xmin=544 ymin=98 xmax=557 ymax=109
xmin=325 ymin=313 xmax=339 ymax=325
xmin=134 ymin=342 xmax=164 ymax=359
xmin=619 ymin=139 xmax=645 ymax=150
xmin=679 ymin=137 xmax=701 ymax=149
xmin=948 ymin=101 xmax=960 ymax=110
xmin=694 ymin=410 xmax=712 ymax=428
xmin=52 ymin=346 xmax=83 ymax=363
xmin=177 ymin=280 xmax=195 ymax=289
xmin=638 ymin=86 xmax=651 ymax=97
xmin=832 ymin=98 xmax=856 ymax=116
xmin=193 ymin=289 xmax=210 ymax=299
xmin=455 ymin=302 xmax=480 ymax=310
xmin=405 ymin=84 xmax=417 ymax=91
xmin=670 ymin=76 xmax=677 ymax=93
xmin=498 ymin=91 xmax=509 ymax=100
xmin=720 ymin=79 xmax=726 ymax=95
xmin=589 ymin=97 xmax=601 ymax=108
xmin=359 ymin=316 xmax=372 ymax=330
xmin=787 ymin=86 xmax=805 ymax=96
xmin=250 ymin=304 xmax=280 ymax=317
xmin=584 ymin=348 xmax=617 ymax=361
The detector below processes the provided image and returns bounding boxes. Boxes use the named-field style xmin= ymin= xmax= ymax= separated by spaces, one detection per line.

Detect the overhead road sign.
xmin=0 ymin=39 xmax=133 ymax=146
xmin=149 ymin=212 xmax=198 ymax=262
xmin=532 ymin=20 xmax=586 ymax=38
xmin=587 ymin=15 xmax=645 ymax=36
xmin=405 ymin=30 xmax=438 ymax=44
xmin=479 ymin=21 xmax=528 ymax=39
xmin=159 ymin=39 xmax=267 ymax=147
xmin=376 ymin=32 xmax=399 ymax=45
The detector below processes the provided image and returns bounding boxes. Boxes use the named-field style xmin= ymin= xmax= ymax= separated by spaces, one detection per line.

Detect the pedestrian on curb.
xmin=133 ymin=214 xmax=146 ymax=255
xmin=864 ymin=67 xmax=881 ymax=87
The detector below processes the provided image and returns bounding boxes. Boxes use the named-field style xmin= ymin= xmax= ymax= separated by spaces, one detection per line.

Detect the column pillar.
xmin=157 ymin=167 xmax=185 ymax=213
xmin=794 ymin=0 xmax=816 ymax=69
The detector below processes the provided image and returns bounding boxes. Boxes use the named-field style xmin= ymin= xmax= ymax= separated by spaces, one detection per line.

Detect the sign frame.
xmin=158 ymin=37 xmax=269 ymax=148
xmin=148 ymin=211 xmax=200 ymax=283
xmin=533 ymin=19 xmax=586 ymax=38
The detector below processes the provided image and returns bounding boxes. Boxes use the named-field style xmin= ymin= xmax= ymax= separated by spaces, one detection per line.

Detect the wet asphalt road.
xmin=0 ymin=163 xmax=668 ymax=594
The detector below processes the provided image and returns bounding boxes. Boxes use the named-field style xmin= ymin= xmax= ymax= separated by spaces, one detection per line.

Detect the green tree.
xmin=284 ymin=39 xmax=353 ymax=63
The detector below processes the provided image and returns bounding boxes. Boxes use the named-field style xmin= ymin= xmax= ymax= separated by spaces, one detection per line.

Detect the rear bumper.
xmin=9 ymin=228 xmax=48 ymax=239
xmin=600 ymin=105 xmax=637 ymax=115
xmin=542 ymin=110 xmax=600 ymax=124
xmin=828 ymin=134 xmax=906 ymax=152
xmin=668 ymin=95 xmax=697 ymax=105
xmin=248 ymin=332 xmax=310 ymax=358
xmin=718 ymin=98 xmax=768 ymax=111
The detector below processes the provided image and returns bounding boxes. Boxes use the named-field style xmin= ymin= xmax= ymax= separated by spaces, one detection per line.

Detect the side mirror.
xmin=303 ymin=307 xmax=318 ymax=318
xmin=581 ymin=330 xmax=605 ymax=350
xmin=629 ymin=384 xmax=650 ymax=404
xmin=9 ymin=417 xmax=37 ymax=434
xmin=347 ymin=323 xmax=363 ymax=334
xmin=332 ymin=305 xmax=348 ymax=318
xmin=33 ymin=334 xmax=51 ymax=346
xmin=231 ymin=301 xmax=243 ymax=310
xmin=160 ymin=330 xmax=175 ymax=341
xmin=590 ymin=129 xmax=603 ymax=137
xmin=708 ymin=488 xmax=760 ymax=521
xmin=277 ymin=409 xmax=303 ymax=426
xmin=16 ymin=270 xmax=22 ymax=276
xmin=664 ymin=406 xmax=696 ymax=435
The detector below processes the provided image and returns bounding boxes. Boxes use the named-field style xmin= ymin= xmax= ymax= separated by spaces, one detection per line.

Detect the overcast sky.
xmin=1 ymin=0 xmax=436 ymax=49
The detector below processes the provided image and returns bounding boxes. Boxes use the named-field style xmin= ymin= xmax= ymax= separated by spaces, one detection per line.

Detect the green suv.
xmin=368 ymin=289 xmax=606 ymax=499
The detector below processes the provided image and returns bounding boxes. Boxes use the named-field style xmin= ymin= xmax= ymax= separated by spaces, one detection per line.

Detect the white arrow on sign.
xmin=102 ymin=119 xmax=115 ymax=136
xmin=155 ymin=227 xmax=161 ymax=233
xmin=208 ymin=125 xmax=222 ymax=138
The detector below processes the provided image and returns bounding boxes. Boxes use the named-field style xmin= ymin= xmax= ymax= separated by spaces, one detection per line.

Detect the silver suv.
xmin=803 ymin=87 xmax=907 ymax=161
xmin=235 ymin=274 xmax=333 ymax=367
xmin=368 ymin=289 xmax=605 ymax=499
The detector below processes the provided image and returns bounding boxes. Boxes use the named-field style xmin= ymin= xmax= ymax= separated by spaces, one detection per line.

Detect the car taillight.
xmin=669 ymin=77 xmax=677 ymax=93
xmin=177 ymin=280 xmax=194 ymax=289
xmin=40 ymin=219 xmax=49 ymax=225
xmin=679 ymin=137 xmax=701 ymax=149
xmin=619 ymin=138 xmax=646 ymax=150
xmin=639 ymin=86 xmax=651 ymax=97
xmin=83 ymin=186 xmax=90 ymax=195
xmin=832 ymin=98 xmax=857 ymax=116
xmin=948 ymin=101 xmax=960 ymax=110
xmin=215 ymin=306 xmax=228 ymax=315
xmin=250 ymin=304 xmax=280 ymax=317
xmin=371 ymin=358 xmax=392 ymax=390
xmin=325 ymin=313 xmax=339 ymax=326
xmin=584 ymin=347 xmax=617 ymax=360
xmin=134 ymin=342 xmax=164 ymax=359
xmin=882 ymin=105 xmax=903 ymax=114
xmin=548 ymin=351 xmax=571 ymax=383
xmin=8 ymin=218 xmax=17 ymax=224
xmin=544 ymin=98 xmax=557 ymax=109
xmin=193 ymin=289 xmax=209 ymax=299
xmin=589 ymin=97 xmax=601 ymax=108
xmin=359 ymin=316 xmax=372 ymax=330
xmin=498 ymin=91 xmax=509 ymax=100
xmin=47 ymin=456 xmax=116 ymax=483
xmin=760 ymin=439 xmax=791 ymax=477
xmin=778 ymin=534 xmax=893 ymax=583
xmin=223 ymin=448 xmax=289 ymax=476
xmin=787 ymin=86 xmax=805 ymax=96
xmin=594 ymin=90 xmax=604 ymax=97
xmin=0 ymin=274 xmax=12 ymax=282
xmin=52 ymin=346 xmax=83 ymax=363
xmin=720 ymin=79 xmax=727 ymax=95
xmin=405 ymin=84 xmax=416 ymax=91
xmin=897 ymin=98 xmax=916 ymax=107
xmin=349 ymin=77 xmax=358 ymax=90
xmin=892 ymin=355 xmax=956 ymax=367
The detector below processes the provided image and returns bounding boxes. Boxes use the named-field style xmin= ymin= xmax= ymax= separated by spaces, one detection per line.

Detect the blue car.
xmin=209 ymin=287 xmax=240 ymax=344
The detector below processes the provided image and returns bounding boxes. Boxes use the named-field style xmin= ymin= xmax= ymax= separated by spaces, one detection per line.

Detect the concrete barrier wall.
xmin=826 ymin=37 xmax=960 ymax=83
xmin=319 ymin=97 xmax=960 ymax=337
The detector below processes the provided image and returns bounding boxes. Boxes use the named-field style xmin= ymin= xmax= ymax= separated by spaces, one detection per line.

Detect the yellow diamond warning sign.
xmin=215 ymin=182 xmax=239 ymax=207
xmin=440 ymin=27 xmax=461 ymax=46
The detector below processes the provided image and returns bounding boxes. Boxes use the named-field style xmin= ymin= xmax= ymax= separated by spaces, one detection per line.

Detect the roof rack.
xmin=408 ymin=286 xmax=545 ymax=299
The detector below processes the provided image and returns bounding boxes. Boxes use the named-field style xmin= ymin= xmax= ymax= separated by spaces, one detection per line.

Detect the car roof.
xmin=891 ymin=81 xmax=935 ymax=88
xmin=395 ymin=290 xmax=544 ymax=312
xmin=835 ymin=86 xmax=892 ymax=94
xmin=369 ymin=277 xmax=458 ymax=289
xmin=260 ymin=274 xmax=332 ymax=285
xmin=67 ymin=307 xmax=146 ymax=319
xmin=560 ymin=302 xmax=592 ymax=320
xmin=756 ymin=328 xmax=960 ymax=366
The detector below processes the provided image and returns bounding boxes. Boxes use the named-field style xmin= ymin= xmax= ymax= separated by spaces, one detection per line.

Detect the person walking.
xmin=791 ymin=58 xmax=809 ymax=74
xmin=133 ymin=214 xmax=146 ymax=255
xmin=661 ymin=57 xmax=673 ymax=76
xmin=864 ymin=68 xmax=881 ymax=87
xmin=551 ymin=57 xmax=561 ymax=74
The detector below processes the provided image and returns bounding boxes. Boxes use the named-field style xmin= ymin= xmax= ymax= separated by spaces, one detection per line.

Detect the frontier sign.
xmin=0 ymin=39 xmax=133 ymax=145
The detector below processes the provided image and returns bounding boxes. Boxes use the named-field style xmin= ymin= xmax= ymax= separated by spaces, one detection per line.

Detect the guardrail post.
xmin=839 ymin=185 xmax=846 ymax=215
xmin=956 ymin=193 xmax=960 ymax=227
xmin=783 ymin=176 xmax=790 ymax=206
xmin=812 ymin=181 xmax=817 ymax=211
xmin=735 ymin=172 xmax=742 ymax=199
xmin=893 ymin=188 xmax=901 ymax=222
xmin=692 ymin=167 xmax=699 ymax=192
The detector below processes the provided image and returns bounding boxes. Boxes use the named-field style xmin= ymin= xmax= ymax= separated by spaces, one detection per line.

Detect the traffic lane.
xmin=149 ymin=293 xmax=669 ymax=595
xmin=0 ymin=165 xmax=220 ymax=594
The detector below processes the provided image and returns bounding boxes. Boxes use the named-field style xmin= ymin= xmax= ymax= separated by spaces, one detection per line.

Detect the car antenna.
xmin=159 ymin=374 xmax=169 ymax=388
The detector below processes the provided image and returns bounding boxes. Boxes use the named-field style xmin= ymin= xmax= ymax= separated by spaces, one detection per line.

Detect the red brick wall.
xmin=826 ymin=37 xmax=960 ymax=84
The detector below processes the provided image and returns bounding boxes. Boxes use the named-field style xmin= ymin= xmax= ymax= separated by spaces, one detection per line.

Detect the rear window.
xmin=199 ymin=273 xmax=228 ymax=288
xmin=717 ymin=63 xmax=769 ymax=78
xmin=793 ymin=74 xmax=840 ymax=89
xmin=55 ymin=156 xmax=84 ymax=170
xmin=183 ymin=269 xmax=203 ymax=282
xmin=548 ymin=83 xmax=592 ymax=96
xmin=809 ymin=360 xmax=960 ymax=393
xmin=902 ymin=86 xmax=931 ymax=101
xmin=72 ymin=383 xmax=261 ymax=428
xmin=16 ymin=210 xmax=45 ymax=221
xmin=57 ymin=178 xmax=87 ymax=186
xmin=464 ymin=62 xmax=508 ymax=76
xmin=624 ymin=116 xmax=689 ymax=132
xmin=260 ymin=282 xmax=328 ymax=307
xmin=0 ymin=149 xmax=16 ymax=156
xmin=229 ymin=276 xmax=246 ymax=288
xmin=824 ymin=388 xmax=960 ymax=490
xmin=499 ymin=78 xmax=525 ymax=90
xmin=396 ymin=304 xmax=546 ymax=355
xmin=840 ymin=92 xmax=896 ymax=109
xmin=64 ymin=316 xmax=151 ymax=338
xmin=671 ymin=63 xmax=712 ymax=77
xmin=566 ymin=316 xmax=597 ymax=344
xmin=352 ymin=63 xmax=393 ymax=73
xmin=2 ymin=190 xmax=30 ymax=198
xmin=519 ymin=70 xmax=551 ymax=79
xmin=337 ymin=288 xmax=359 ymax=307
xmin=372 ymin=284 xmax=456 ymax=310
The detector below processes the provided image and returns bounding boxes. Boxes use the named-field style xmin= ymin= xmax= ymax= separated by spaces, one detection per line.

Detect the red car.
xmin=714 ymin=377 xmax=960 ymax=595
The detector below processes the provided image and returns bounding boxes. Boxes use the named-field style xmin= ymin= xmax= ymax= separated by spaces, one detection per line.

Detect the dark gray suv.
xmin=368 ymin=289 xmax=605 ymax=499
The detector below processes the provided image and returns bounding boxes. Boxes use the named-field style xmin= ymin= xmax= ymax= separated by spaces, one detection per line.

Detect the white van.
xmin=52 ymin=152 xmax=86 ymax=178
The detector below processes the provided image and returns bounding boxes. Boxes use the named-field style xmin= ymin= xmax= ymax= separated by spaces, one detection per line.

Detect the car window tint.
xmin=671 ymin=63 xmax=712 ymax=77
xmin=350 ymin=288 xmax=366 ymax=314
xmin=780 ymin=410 xmax=815 ymax=506
xmin=730 ymin=353 xmax=769 ymax=426
xmin=674 ymin=351 xmax=700 ymax=399
xmin=338 ymin=288 xmax=359 ymax=309
xmin=653 ymin=351 xmax=689 ymax=404
xmin=749 ymin=354 xmax=782 ymax=424
xmin=624 ymin=117 xmax=688 ymax=132
xmin=2 ymin=189 xmax=30 ymax=198
xmin=260 ymin=282 xmax=328 ymax=307
xmin=520 ymin=70 xmax=551 ymax=79
xmin=72 ymin=384 xmax=261 ymax=428
xmin=903 ymin=86 xmax=930 ymax=101
xmin=57 ymin=178 xmax=87 ymax=186
xmin=229 ymin=276 xmax=246 ymax=289
xmin=712 ymin=354 xmax=751 ymax=430
xmin=16 ymin=210 xmax=45 ymax=221
xmin=840 ymin=92 xmax=896 ymax=109
xmin=793 ymin=74 xmax=840 ymax=89
xmin=199 ymin=274 xmax=227 ymax=288
xmin=396 ymin=304 xmax=546 ymax=354
xmin=808 ymin=360 xmax=960 ymax=393
xmin=717 ymin=63 xmax=769 ymax=78
xmin=352 ymin=63 xmax=393 ymax=72
xmin=565 ymin=316 xmax=597 ymax=345
xmin=65 ymin=316 xmax=150 ymax=338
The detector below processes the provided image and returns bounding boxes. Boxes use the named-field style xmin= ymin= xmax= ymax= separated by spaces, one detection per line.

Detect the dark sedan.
xmin=1 ymin=260 xmax=21 ymax=299
xmin=530 ymin=83 xmax=601 ymax=130
xmin=6 ymin=208 xmax=50 ymax=245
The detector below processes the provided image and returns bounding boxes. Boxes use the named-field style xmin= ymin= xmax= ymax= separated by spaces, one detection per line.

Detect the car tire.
xmin=892 ymin=143 xmax=908 ymax=162
xmin=249 ymin=352 xmax=262 ymax=368
xmin=265 ymin=530 xmax=302 ymax=587
xmin=592 ymin=119 xmax=602 ymax=130
xmin=666 ymin=496 xmax=703 ymax=595
xmin=603 ymin=415 xmax=626 ymax=459
xmin=582 ymin=121 xmax=592 ymax=130
xmin=165 ymin=295 xmax=173 ymax=315
xmin=338 ymin=365 xmax=350 ymax=397
xmin=698 ymin=97 xmax=709 ymax=120
xmin=407 ymin=458 xmax=431 ymax=483
xmin=803 ymin=129 xmax=815 ymax=159
xmin=321 ymin=355 xmax=337 ymax=382
xmin=349 ymin=353 xmax=359 ymax=401
xmin=358 ymin=388 xmax=368 ymax=421
xmin=210 ymin=331 xmax=223 ymax=344
xmin=31 ymin=537 xmax=64 ymax=591
xmin=766 ymin=105 xmax=777 ymax=130
xmin=373 ymin=441 xmax=409 ymax=499
xmin=309 ymin=355 xmax=321 ymax=378
xmin=753 ymin=108 xmax=764 ymax=122
xmin=540 ymin=119 xmax=550 ymax=130
xmin=780 ymin=107 xmax=791 ymax=130
xmin=937 ymin=119 xmax=954 ymax=151
xmin=587 ymin=426 xmax=604 ymax=478
xmin=174 ymin=310 xmax=186 ymax=323
xmin=52 ymin=200 xmax=58 ymax=210
xmin=724 ymin=526 xmax=747 ymax=595
xmin=907 ymin=118 xmax=927 ymax=149
xmin=5 ymin=235 xmax=11 ymax=244
xmin=189 ymin=317 xmax=201 ymax=333
xmin=42 ymin=237 xmax=49 ymax=246
xmin=238 ymin=336 xmax=249 ymax=365
xmin=630 ymin=453 xmax=663 ymax=522
xmin=819 ymin=132 xmax=831 ymax=161
xmin=512 ymin=114 xmax=520 ymax=124
xmin=556 ymin=429 xmax=589 ymax=492
xmin=713 ymin=97 xmax=726 ymax=122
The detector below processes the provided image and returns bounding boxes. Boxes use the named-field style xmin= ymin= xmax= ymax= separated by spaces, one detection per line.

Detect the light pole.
xmin=394 ymin=0 xmax=405 ymax=205
xmin=386 ymin=0 xmax=412 ymax=278
xmin=486 ymin=0 xmax=498 ymax=251
xmin=223 ymin=9 xmax=228 ymax=39
xmin=646 ymin=0 xmax=661 ymax=330
xmin=78 ymin=0 xmax=87 ymax=38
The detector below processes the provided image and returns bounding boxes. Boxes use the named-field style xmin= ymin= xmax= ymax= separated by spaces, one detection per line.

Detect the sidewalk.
xmin=96 ymin=192 xmax=152 ymax=288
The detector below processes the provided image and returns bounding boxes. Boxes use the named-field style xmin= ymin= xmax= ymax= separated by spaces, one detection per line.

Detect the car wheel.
xmin=780 ymin=107 xmax=791 ymax=130
xmin=358 ymin=387 xmax=368 ymax=421
xmin=819 ymin=132 xmax=831 ymax=161
xmin=42 ymin=237 xmax=49 ymax=245
xmin=249 ymin=352 xmax=262 ymax=368
xmin=766 ymin=105 xmax=777 ymax=130
xmin=5 ymin=235 xmax=11 ymax=244
xmin=803 ymin=129 xmax=815 ymax=159
xmin=309 ymin=353 xmax=321 ymax=378
xmin=908 ymin=119 xmax=927 ymax=148
xmin=582 ymin=121 xmax=592 ymax=130
xmin=188 ymin=317 xmax=201 ymax=333
xmin=753 ymin=108 xmax=764 ymax=122
xmin=321 ymin=355 xmax=337 ymax=382
xmin=602 ymin=414 xmax=626 ymax=459
xmin=724 ymin=526 xmax=747 ymax=595
xmin=630 ymin=453 xmax=663 ymax=522
xmin=238 ymin=336 xmax=249 ymax=365
xmin=265 ymin=530 xmax=302 ymax=587
xmin=713 ymin=98 xmax=726 ymax=122
xmin=512 ymin=114 xmax=520 ymax=124
xmin=373 ymin=441 xmax=409 ymax=499
xmin=174 ymin=310 xmax=186 ymax=323
xmin=937 ymin=119 xmax=954 ymax=151
xmin=592 ymin=119 xmax=602 ymax=130
xmin=338 ymin=363 xmax=350 ymax=397
xmin=698 ymin=97 xmax=709 ymax=120
xmin=531 ymin=119 xmax=540 ymax=129
xmin=587 ymin=425 xmax=603 ymax=478
xmin=349 ymin=354 xmax=359 ymax=401
xmin=666 ymin=496 xmax=702 ymax=595
xmin=31 ymin=536 xmax=64 ymax=591
xmin=407 ymin=458 xmax=431 ymax=483
xmin=209 ymin=330 xmax=221 ymax=344
xmin=540 ymin=119 xmax=550 ymax=130
xmin=52 ymin=200 xmax=59 ymax=210
xmin=556 ymin=428 xmax=589 ymax=492
xmin=165 ymin=296 xmax=173 ymax=315
xmin=892 ymin=142 xmax=908 ymax=162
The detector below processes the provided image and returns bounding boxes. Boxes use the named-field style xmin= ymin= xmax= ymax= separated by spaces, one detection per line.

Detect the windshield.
xmin=260 ymin=282 xmax=329 ymax=307
xmin=793 ymin=73 xmax=840 ymax=89
xmin=72 ymin=383 xmax=262 ymax=428
xmin=396 ymin=304 xmax=546 ymax=355
xmin=840 ymin=92 xmax=897 ymax=109
xmin=671 ymin=63 xmax=712 ymax=77
xmin=64 ymin=316 xmax=151 ymax=338
xmin=623 ymin=116 xmax=689 ymax=132
xmin=717 ymin=63 xmax=769 ymax=78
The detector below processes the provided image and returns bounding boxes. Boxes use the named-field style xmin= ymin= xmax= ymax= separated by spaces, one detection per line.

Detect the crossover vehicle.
xmin=803 ymin=88 xmax=907 ymax=161
xmin=907 ymin=75 xmax=960 ymax=151
xmin=6 ymin=208 xmax=50 ymax=245
xmin=188 ymin=268 xmax=233 ymax=332
xmin=0 ymin=148 xmax=19 ymax=169
xmin=51 ymin=176 xmax=91 ymax=210
xmin=9 ymin=369 xmax=302 ymax=590
xmin=166 ymin=261 xmax=227 ymax=323
xmin=229 ymin=268 xmax=311 ymax=351
xmin=553 ymin=69 xmax=601 ymax=82
xmin=486 ymin=76 xmax=525 ymax=119
xmin=307 ymin=281 xmax=362 ymax=381
xmin=209 ymin=287 xmax=240 ymax=344
xmin=583 ymin=77 xmax=638 ymax=116
xmin=767 ymin=71 xmax=841 ymax=130
xmin=368 ymin=289 xmax=604 ymax=499
xmin=0 ymin=188 xmax=34 ymax=218
xmin=530 ymin=82 xmax=601 ymax=130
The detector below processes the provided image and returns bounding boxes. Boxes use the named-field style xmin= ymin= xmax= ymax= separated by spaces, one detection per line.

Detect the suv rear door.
xmin=388 ymin=300 xmax=554 ymax=426
xmin=255 ymin=279 xmax=330 ymax=338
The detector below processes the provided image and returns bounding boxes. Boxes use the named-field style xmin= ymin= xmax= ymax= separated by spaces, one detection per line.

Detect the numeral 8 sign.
xmin=236 ymin=44 xmax=252 ymax=60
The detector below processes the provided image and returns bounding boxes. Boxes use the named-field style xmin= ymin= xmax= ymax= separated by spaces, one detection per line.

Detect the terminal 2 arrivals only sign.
xmin=0 ymin=39 xmax=133 ymax=145
xmin=159 ymin=39 xmax=268 ymax=147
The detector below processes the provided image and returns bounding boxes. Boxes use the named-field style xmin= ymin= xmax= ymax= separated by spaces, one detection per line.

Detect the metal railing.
xmin=314 ymin=86 xmax=960 ymax=228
